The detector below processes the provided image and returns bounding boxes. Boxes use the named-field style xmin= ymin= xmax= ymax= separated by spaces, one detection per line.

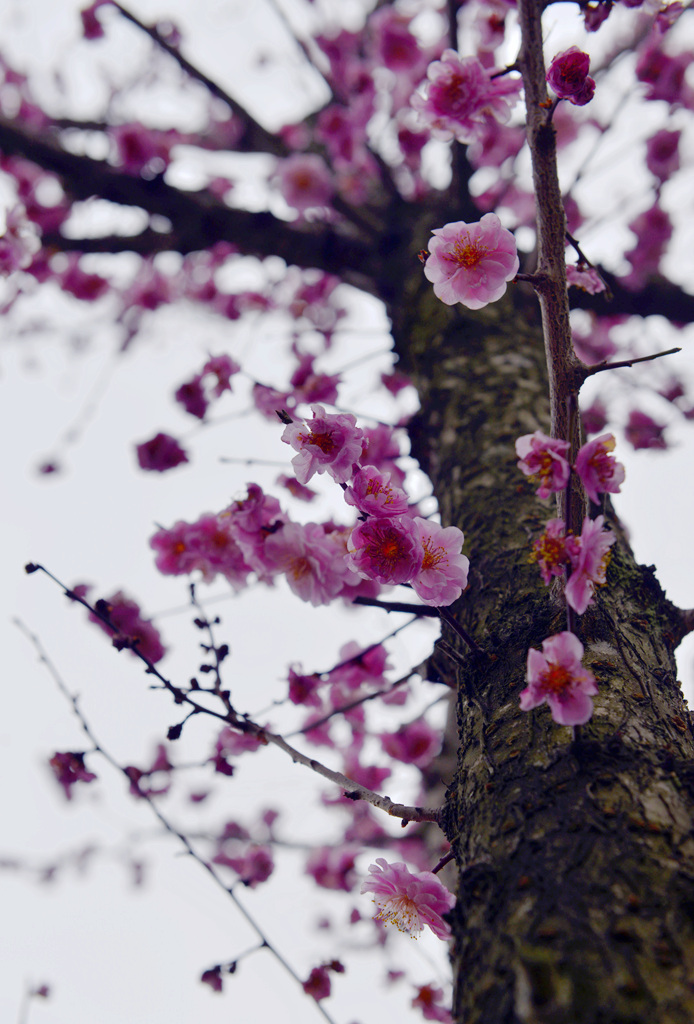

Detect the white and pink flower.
xmin=565 ymin=515 xmax=615 ymax=615
xmin=361 ymin=858 xmax=455 ymax=940
xmin=411 ymin=518 xmax=469 ymax=606
xmin=515 ymin=430 xmax=571 ymax=498
xmin=424 ymin=214 xmax=519 ymax=309
xmin=275 ymin=153 xmax=334 ymax=213
xmin=282 ymin=405 xmax=366 ymax=484
xmin=574 ymin=433 xmax=625 ymax=504
xmin=521 ymin=631 xmax=598 ymax=726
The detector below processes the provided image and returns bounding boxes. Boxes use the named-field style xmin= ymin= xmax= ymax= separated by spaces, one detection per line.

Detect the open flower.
xmin=361 ymin=858 xmax=455 ymax=940
xmin=521 ymin=632 xmax=598 ymax=725
xmin=565 ymin=515 xmax=615 ymax=614
xmin=282 ymin=405 xmax=365 ymax=484
xmin=348 ymin=516 xmax=423 ymax=585
xmin=411 ymin=518 xmax=469 ymax=606
xmin=515 ymin=430 xmax=570 ymax=498
xmin=424 ymin=214 xmax=519 ymax=309
xmin=574 ymin=433 xmax=625 ymax=503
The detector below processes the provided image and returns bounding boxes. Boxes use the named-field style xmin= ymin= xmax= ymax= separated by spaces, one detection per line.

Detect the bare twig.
xmin=579 ymin=346 xmax=681 ymax=381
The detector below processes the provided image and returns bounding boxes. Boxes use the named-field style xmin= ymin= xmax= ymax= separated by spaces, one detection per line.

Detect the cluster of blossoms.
xmin=516 ymin=431 xmax=626 ymax=725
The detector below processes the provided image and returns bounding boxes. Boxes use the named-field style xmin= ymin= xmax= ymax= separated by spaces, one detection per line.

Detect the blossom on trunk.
xmin=532 ymin=518 xmax=573 ymax=585
xmin=348 ymin=516 xmax=423 ymax=585
xmin=521 ymin=632 xmax=598 ymax=725
xmin=574 ymin=433 xmax=625 ymax=503
xmin=546 ymin=47 xmax=596 ymax=105
xmin=411 ymin=518 xmax=469 ymax=606
xmin=412 ymin=50 xmax=520 ymax=143
xmin=282 ymin=405 xmax=365 ymax=484
xmin=424 ymin=214 xmax=519 ymax=309
xmin=565 ymin=515 xmax=615 ymax=614
xmin=515 ymin=430 xmax=570 ymax=498
xmin=361 ymin=858 xmax=455 ymax=940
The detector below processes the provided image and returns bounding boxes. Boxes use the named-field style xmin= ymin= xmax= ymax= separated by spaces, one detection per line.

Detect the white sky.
xmin=2 ymin=2 xmax=694 ymax=1024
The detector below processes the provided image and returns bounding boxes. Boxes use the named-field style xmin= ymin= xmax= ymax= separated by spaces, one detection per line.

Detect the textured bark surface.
xmin=388 ymin=271 xmax=694 ymax=1024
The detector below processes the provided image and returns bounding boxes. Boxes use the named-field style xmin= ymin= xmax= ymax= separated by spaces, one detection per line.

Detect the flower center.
xmin=303 ymin=429 xmax=335 ymax=454
xmin=447 ymin=233 xmax=488 ymax=269
xmin=377 ymin=894 xmax=422 ymax=934
xmin=540 ymin=662 xmax=572 ymax=695
xmin=421 ymin=537 xmax=446 ymax=571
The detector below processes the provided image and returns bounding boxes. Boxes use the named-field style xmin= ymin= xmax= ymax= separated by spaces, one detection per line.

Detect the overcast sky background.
xmin=2 ymin=2 xmax=694 ymax=1023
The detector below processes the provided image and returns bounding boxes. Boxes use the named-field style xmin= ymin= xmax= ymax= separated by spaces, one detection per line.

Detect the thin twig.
xmin=15 ymin=618 xmax=340 ymax=1024
xmin=580 ymin=347 xmax=681 ymax=380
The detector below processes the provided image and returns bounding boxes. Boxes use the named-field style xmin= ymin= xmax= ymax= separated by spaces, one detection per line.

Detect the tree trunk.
xmin=389 ymin=271 xmax=694 ymax=1024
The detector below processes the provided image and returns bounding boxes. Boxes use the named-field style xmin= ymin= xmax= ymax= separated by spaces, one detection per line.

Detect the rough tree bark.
xmin=389 ymin=262 xmax=694 ymax=1024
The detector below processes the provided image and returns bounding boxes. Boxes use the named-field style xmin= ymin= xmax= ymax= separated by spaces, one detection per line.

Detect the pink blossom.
xmin=303 ymin=966 xmax=332 ymax=1002
xmin=521 ymin=632 xmax=598 ymax=725
xmin=276 ymin=154 xmax=334 ymax=212
xmin=413 ymin=50 xmax=520 ymax=143
xmin=532 ymin=519 xmax=571 ymax=585
xmin=546 ymin=47 xmax=595 ymax=105
xmin=367 ymin=8 xmax=429 ymax=77
xmin=288 ymin=666 xmax=322 ymax=707
xmin=348 ymin=516 xmax=423 ymax=585
xmin=571 ymin=316 xmax=619 ymax=366
xmin=574 ymin=433 xmax=625 ymax=503
xmin=150 ymin=514 xmax=252 ymax=589
xmin=282 ymin=405 xmax=365 ymax=484
xmin=623 ymin=203 xmax=672 ymax=290
xmin=581 ymin=400 xmax=608 ymax=436
xmin=566 ymin=264 xmax=605 ymax=295
xmin=211 ymin=726 xmax=263 ymax=775
xmin=344 ymin=465 xmax=410 ymax=518
xmin=306 ymin=847 xmax=357 ymax=891
xmin=624 ymin=410 xmax=667 ymax=450
xmin=411 ymin=518 xmax=469 ymax=606
xmin=276 ymin=474 xmax=318 ymax=502
xmin=49 ymin=752 xmax=97 ymax=800
xmin=77 ymin=586 xmax=166 ymax=663
xmin=380 ymin=719 xmax=441 ymax=768
xmin=60 ymin=254 xmax=109 ymax=301
xmin=136 ymin=432 xmax=189 ymax=472
xmin=213 ymin=844 xmax=274 ymax=887
xmin=80 ymin=0 xmax=111 ymax=40
xmin=200 ymin=967 xmax=223 ymax=993
xmin=635 ymin=44 xmax=692 ymax=105
xmin=412 ymin=985 xmax=454 ymax=1023
xmin=263 ymin=522 xmax=353 ymax=605
xmin=361 ymin=858 xmax=455 ymax=940
xmin=565 ymin=515 xmax=615 ymax=615
xmin=424 ymin=214 xmax=518 ymax=309
xmin=645 ymin=129 xmax=681 ymax=183
xmin=515 ymin=431 xmax=571 ymax=498
xmin=328 ymin=641 xmax=390 ymax=691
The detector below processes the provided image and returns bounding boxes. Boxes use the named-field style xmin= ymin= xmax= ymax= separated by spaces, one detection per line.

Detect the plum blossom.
xmin=515 ymin=431 xmax=570 ymax=498
xmin=645 ymin=129 xmax=680 ymax=183
xmin=344 ymin=465 xmax=410 ymax=518
xmin=532 ymin=518 xmax=572 ymax=585
xmin=136 ymin=432 xmax=188 ymax=472
xmin=566 ymin=264 xmax=605 ymax=295
xmin=303 ymin=966 xmax=332 ymax=1002
xmin=521 ymin=632 xmax=598 ymax=725
xmin=413 ymin=50 xmax=520 ymax=143
xmin=565 ymin=515 xmax=615 ymax=614
xmin=380 ymin=719 xmax=441 ymax=768
xmin=306 ymin=846 xmax=357 ymax=891
xmin=75 ymin=586 xmax=166 ymax=663
xmin=361 ymin=858 xmax=455 ymax=939
xmin=263 ymin=522 xmax=354 ymax=606
xmin=574 ymin=434 xmax=625 ymax=503
xmin=49 ymin=751 xmax=97 ymax=800
xmin=348 ymin=516 xmax=423 ymax=585
xmin=275 ymin=154 xmax=334 ymax=213
xmin=625 ymin=409 xmax=667 ymax=450
xmin=424 ymin=214 xmax=519 ymax=309
xmin=412 ymin=985 xmax=454 ymax=1023
xmin=282 ymin=405 xmax=365 ymax=484
xmin=546 ymin=47 xmax=595 ymax=105
xmin=411 ymin=518 xmax=469 ymax=606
